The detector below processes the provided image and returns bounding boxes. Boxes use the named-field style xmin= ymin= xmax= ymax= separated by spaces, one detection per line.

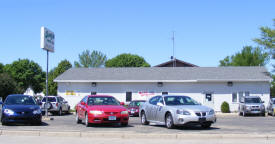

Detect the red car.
xmin=75 ymin=95 xmax=129 ymax=127
xmin=127 ymin=100 xmax=146 ymax=117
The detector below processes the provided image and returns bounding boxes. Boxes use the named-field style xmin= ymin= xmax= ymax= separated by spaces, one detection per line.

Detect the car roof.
xmin=131 ymin=100 xmax=146 ymax=102
xmin=159 ymin=95 xmax=190 ymax=97
xmin=244 ymin=96 xmax=260 ymax=98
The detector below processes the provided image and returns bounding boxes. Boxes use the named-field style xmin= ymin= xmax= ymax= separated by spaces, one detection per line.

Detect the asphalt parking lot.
xmin=1 ymin=113 xmax=275 ymax=134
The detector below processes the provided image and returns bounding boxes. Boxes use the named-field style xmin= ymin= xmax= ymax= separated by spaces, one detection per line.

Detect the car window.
xmin=42 ymin=97 xmax=56 ymax=102
xmin=83 ymin=96 xmax=88 ymax=104
xmin=245 ymin=98 xmax=261 ymax=103
xmin=164 ymin=96 xmax=199 ymax=106
xmin=87 ymin=97 xmax=120 ymax=105
xmin=5 ymin=95 xmax=37 ymax=105
xmin=149 ymin=96 xmax=161 ymax=105
xmin=131 ymin=101 xmax=145 ymax=107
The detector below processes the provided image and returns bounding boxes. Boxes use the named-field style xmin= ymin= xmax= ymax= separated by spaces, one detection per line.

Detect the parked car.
xmin=0 ymin=94 xmax=42 ymax=125
xmin=75 ymin=95 xmax=129 ymax=127
xmin=267 ymin=98 xmax=275 ymax=116
xmin=139 ymin=95 xmax=216 ymax=129
xmin=127 ymin=100 xmax=146 ymax=117
xmin=41 ymin=96 xmax=70 ymax=116
xmin=239 ymin=96 xmax=265 ymax=116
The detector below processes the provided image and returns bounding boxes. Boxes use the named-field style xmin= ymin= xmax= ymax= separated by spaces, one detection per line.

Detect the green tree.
xmin=271 ymin=75 xmax=275 ymax=97
xmin=254 ymin=19 xmax=275 ymax=59
xmin=47 ymin=60 xmax=72 ymax=95
xmin=0 ymin=63 xmax=4 ymax=73
xmin=219 ymin=46 xmax=269 ymax=66
xmin=105 ymin=53 xmax=150 ymax=67
xmin=74 ymin=50 xmax=107 ymax=68
xmin=4 ymin=59 xmax=45 ymax=94
xmin=0 ymin=73 xmax=18 ymax=100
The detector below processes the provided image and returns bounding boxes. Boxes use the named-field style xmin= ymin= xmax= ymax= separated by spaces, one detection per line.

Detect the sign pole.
xmin=46 ymin=50 xmax=49 ymax=117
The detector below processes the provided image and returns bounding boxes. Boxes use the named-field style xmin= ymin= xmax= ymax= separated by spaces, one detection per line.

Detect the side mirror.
xmin=81 ymin=101 xmax=86 ymax=105
xmin=120 ymin=102 xmax=125 ymax=106
xmin=157 ymin=102 xmax=164 ymax=107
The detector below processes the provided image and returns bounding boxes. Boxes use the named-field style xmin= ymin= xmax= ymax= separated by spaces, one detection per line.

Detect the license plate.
xmin=131 ymin=111 xmax=135 ymax=114
xmin=108 ymin=116 xmax=116 ymax=120
xmin=199 ymin=117 xmax=206 ymax=123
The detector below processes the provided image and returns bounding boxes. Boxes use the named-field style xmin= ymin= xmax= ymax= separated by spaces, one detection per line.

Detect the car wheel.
xmin=243 ymin=111 xmax=246 ymax=117
xmin=238 ymin=111 xmax=242 ymax=116
xmin=121 ymin=122 xmax=128 ymax=127
xmin=201 ymin=123 xmax=211 ymax=129
xmin=41 ymin=111 xmax=45 ymax=116
xmin=165 ymin=113 xmax=174 ymax=129
xmin=67 ymin=106 xmax=70 ymax=114
xmin=76 ymin=112 xmax=82 ymax=124
xmin=85 ymin=113 xmax=90 ymax=127
xmin=58 ymin=108 xmax=62 ymax=116
xmin=141 ymin=112 xmax=149 ymax=125
xmin=1 ymin=118 xmax=7 ymax=126
xmin=261 ymin=112 xmax=265 ymax=117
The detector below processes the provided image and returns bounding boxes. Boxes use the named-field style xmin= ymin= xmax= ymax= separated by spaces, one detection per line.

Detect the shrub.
xmin=221 ymin=101 xmax=230 ymax=113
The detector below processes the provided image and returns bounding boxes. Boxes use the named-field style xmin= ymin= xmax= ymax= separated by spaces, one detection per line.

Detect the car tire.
xmin=261 ymin=112 xmax=265 ymax=117
xmin=243 ymin=111 xmax=246 ymax=117
xmin=165 ymin=113 xmax=174 ymax=129
xmin=201 ymin=123 xmax=211 ymax=129
xmin=67 ymin=106 xmax=70 ymax=114
xmin=85 ymin=113 xmax=90 ymax=127
xmin=141 ymin=112 xmax=149 ymax=125
xmin=76 ymin=112 xmax=82 ymax=124
xmin=41 ymin=111 xmax=45 ymax=116
xmin=1 ymin=118 xmax=7 ymax=126
xmin=121 ymin=122 xmax=128 ymax=127
xmin=58 ymin=108 xmax=62 ymax=116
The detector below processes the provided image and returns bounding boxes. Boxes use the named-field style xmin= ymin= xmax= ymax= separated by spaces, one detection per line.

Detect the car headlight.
xmin=89 ymin=110 xmax=103 ymax=115
xmin=4 ymin=109 xmax=15 ymax=115
xmin=33 ymin=109 xmax=41 ymax=114
xmin=176 ymin=110 xmax=190 ymax=115
xmin=245 ymin=106 xmax=251 ymax=110
xmin=121 ymin=111 xmax=128 ymax=115
xmin=208 ymin=109 xmax=215 ymax=115
xmin=261 ymin=105 xmax=265 ymax=109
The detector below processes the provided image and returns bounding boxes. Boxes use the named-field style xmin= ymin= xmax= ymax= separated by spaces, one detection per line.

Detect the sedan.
xmin=1 ymin=94 xmax=42 ymax=125
xmin=127 ymin=100 xmax=146 ymax=117
xmin=267 ymin=98 xmax=275 ymax=116
xmin=75 ymin=95 xmax=129 ymax=127
xmin=140 ymin=95 xmax=216 ymax=129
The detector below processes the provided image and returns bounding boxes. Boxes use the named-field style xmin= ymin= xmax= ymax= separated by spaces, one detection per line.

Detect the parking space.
xmin=1 ymin=114 xmax=275 ymax=134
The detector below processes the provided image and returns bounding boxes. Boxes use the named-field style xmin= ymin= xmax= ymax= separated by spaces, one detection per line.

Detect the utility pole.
xmin=171 ymin=31 xmax=176 ymax=67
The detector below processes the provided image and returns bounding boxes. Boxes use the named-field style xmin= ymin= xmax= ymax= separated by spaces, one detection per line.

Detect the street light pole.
xmin=45 ymin=50 xmax=49 ymax=117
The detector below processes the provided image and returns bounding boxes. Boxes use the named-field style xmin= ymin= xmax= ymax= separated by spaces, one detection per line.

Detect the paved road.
xmin=1 ymin=113 xmax=275 ymax=134
xmin=0 ymin=135 xmax=275 ymax=144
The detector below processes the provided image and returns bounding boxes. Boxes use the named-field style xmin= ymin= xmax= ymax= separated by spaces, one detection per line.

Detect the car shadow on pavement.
xmin=150 ymin=125 xmax=220 ymax=131
xmin=82 ymin=123 xmax=134 ymax=128
xmin=1 ymin=122 xmax=49 ymax=127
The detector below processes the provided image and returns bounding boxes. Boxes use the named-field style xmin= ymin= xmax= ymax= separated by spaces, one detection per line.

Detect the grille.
xmin=252 ymin=106 xmax=259 ymax=108
xmin=195 ymin=112 xmax=206 ymax=116
xmin=103 ymin=118 xmax=121 ymax=122
xmin=104 ymin=112 xmax=118 ymax=115
xmin=16 ymin=111 xmax=29 ymax=115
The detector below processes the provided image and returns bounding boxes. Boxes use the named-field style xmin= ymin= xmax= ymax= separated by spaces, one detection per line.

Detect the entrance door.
xmin=204 ymin=93 xmax=214 ymax=108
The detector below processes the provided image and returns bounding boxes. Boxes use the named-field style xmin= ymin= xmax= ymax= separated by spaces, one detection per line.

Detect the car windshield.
xmin=42 ymin=97 xmax=56 ymax=102
xmin=131 ymin=101 xmax=145 ymax=107
xmin=164 ymin=96 xmax=199 ymax=106
xmin=87 ymin=97 xmax=120 ymax=106
xmin=245 ymin=98 xmax=261 ymax=103
xmin=5 ymin=95 xmax=36 ymax=105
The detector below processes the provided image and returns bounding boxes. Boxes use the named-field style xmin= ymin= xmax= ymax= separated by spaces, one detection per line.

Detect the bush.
xmin=221 ymin=101 xmax=230 ymax=113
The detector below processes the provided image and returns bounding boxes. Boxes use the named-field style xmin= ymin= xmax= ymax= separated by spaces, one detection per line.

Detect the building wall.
xmin=57 ymin=81 xmax=270 ymax=111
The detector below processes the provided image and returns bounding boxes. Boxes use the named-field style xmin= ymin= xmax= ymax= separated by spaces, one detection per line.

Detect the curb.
xmin=1 ymin=130 xmax=275 ymax=139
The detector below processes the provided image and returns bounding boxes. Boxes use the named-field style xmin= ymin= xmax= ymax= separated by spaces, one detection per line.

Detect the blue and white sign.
xmin=41 ymin=26 xmax=55 ymax=52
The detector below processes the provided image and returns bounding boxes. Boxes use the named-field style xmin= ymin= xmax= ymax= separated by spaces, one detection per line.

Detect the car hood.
xmin=245 ymin=103 xmax=263 ymax=107
xmin=4 ymin=105 xmax=40 ymax=112
xmin=87 ymin=105 xmax=127 ymax=112
xmin=168 ymin=105 xmax=212 ymax=112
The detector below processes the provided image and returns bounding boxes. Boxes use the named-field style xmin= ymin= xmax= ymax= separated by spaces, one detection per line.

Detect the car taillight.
xmin=56 ymin=103 xmax=58 ymax=107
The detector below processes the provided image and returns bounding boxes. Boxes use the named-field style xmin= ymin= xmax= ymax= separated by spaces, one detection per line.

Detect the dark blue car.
xmin=0 ymin=94 xmax=42 ymax=125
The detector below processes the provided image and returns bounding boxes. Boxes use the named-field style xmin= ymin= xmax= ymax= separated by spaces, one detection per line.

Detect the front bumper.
xmin=173 ymin=114 xmax=216 ymax=125
xmin=244 ymin=109 xmax=265 ymax=114
xmin=2 ymin=113 xmax=42 ymax=123
xmin=87 ymin=114 xmax=129 ymax=124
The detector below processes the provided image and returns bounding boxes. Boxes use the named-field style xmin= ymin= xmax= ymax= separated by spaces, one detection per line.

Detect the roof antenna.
xmin=171 ymin=31 xmax=176 ymax=67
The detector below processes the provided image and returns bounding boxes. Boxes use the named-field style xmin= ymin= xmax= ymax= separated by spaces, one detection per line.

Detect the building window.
xmin=205 ymin=93 xmax=212 ymax=101
xmin=162 ymin=92 xmax=168 ymax=95
xmin=91 ymin=91 xmax=97 ymax=95
xmin=126 ymin=92 xmax=132 ymax=102
xmin=232 ymin=93 xmax=237 ymax=103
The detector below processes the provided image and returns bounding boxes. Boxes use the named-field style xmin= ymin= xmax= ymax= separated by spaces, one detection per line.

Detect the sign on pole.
xmin=41 ymin=26 xmax=55 ymax=52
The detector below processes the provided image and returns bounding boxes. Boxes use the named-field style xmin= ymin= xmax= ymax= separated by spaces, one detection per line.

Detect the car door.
xmin=155 ymin=97 xmax=166 ymax=122
xmin=148 ymin=96 xmax=161 ymax=121
xmin=146 ymin=96 xmax=159 ymax=121
xmin=78 ymin=96 xmax=87 ymax=119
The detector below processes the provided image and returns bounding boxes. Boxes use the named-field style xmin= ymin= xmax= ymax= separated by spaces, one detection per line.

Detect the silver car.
xmin=238 ymin=96 xmax=265 ymax=116
xmin=267 ymin=98 xmax=275 ymax=116
xmin=41 ymin=96 xmax=70 ymax=116
xmin=139 ymin=95 xmax=216 ymax=129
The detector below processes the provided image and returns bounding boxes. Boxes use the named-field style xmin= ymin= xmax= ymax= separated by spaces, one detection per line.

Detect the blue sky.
xmin=0 ymin=0 xmax=274 ymax=71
